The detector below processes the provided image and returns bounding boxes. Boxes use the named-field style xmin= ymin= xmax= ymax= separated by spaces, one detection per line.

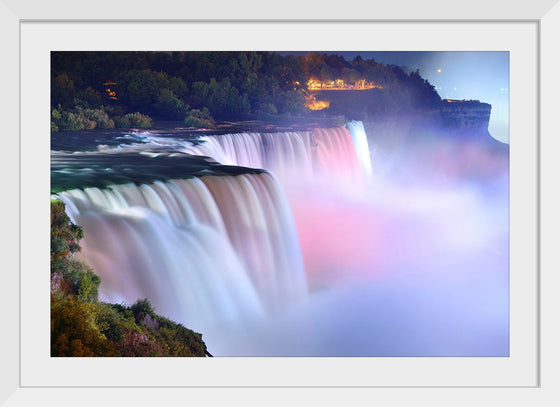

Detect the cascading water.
xmin=57 ymin=172 xmax=308 ymax=332
xmin=52 ymin=119 xmax=510 ymax=356
xmin=345 ymin=120 xmax=373 ymax=176
xmin=184 ymin=125 xmax=365 ymax=182
xmin=53 ymin=122 xmax=376 ymax=353
xmin=185 ymin=131 xmax=314 ymax=181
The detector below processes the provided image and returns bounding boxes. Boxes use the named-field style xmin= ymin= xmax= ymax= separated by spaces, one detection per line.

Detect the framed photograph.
xmin=4 ymin=0 xmax=559 ymax=405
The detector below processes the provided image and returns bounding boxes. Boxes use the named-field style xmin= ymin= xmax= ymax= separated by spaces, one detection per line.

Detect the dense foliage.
xmin=114 ymin=112 xmax=153 ymax=129
xmin=51 ymin=106 xmax=116 ymax=132
xmin=184 ymin=107 xmax=215 ymax=128
xmin=50 ymin=200 xmax=208 ymax=357
xmin=51 ymin=51 xmax=443 ymax=130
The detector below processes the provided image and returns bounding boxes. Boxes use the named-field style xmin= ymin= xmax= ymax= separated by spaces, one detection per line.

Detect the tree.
xmin=153 ymin=89 xmax=188 ymax=120
xmin=51 ymin=200 xmax=83 ymax=273
xmin=51 ymin=73 xmax=76 ymax=106
xmin=51 ymin=296 xmax=118 ymax=357
xmin=130 ymin=298 xmax=155 ymax=323
xmin=122 ymin=69 xmax=161 ymax=110
xmin=184 ymin=108 xmax=216 ymax=128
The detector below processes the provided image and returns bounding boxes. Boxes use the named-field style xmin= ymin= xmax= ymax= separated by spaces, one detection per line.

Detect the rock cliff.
xmin=310 ymin=90 xmax=492 ymax=134
xmin=439 ymin=100 xmax=492 ymax=132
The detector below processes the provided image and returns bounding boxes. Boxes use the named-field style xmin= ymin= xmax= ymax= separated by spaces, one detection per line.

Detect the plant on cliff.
xmin=130 ymin=298 xmax=156 ymax=322
xmin=51 ymin=294 xmax=118 ymax=357
xmin=50 ymin=200 xmax=83 ymax=273
xmin=50 ymin=199 xmax=208 ymax=357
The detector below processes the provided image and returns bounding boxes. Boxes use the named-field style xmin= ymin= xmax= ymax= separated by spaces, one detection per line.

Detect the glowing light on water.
xmin=345 ymin=120 xmax=373 ymax=176
xmin=54 ymin=121 xmax=509 ymax=356
xmin=185 ymin=125 xmax=366 ymax=183
xmin=58 ymin=173 xmax=307 ymax=331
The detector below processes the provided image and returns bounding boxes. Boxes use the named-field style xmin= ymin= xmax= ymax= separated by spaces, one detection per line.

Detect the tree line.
xmin=51 ymin=51 xmax=442 ymax=130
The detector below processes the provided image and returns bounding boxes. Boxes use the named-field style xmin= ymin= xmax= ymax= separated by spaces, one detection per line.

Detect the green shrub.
xmin=51 ymin=107 xmax=62 ymax=132
xmin=130 ymin=298 xmax=155 ymax=322
xmin=52 ymin=107 xmax=62 ymax=122
xmin=184 ymin=107 xmax=216 ymax=129
xmin=52 ymin=107 xmax=96 ymax=131
xmin=95 ymin=302 xmax=140 ymax=342
xmin=65 ymin=258 xmax=101 ymax=302
xmin=68 ymin=110 xmax=96 ymax=131
xmin=51 ymin=200 xmax=83 ymax=273
xmin=81 ymin=107 xmax=115 ymax=129
xmin=51 ymin=295 xmax=118 ymax=357
xmin=115 ymin=112 xmax=153 ymax=128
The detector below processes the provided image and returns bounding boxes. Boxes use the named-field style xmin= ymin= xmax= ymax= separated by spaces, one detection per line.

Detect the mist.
xmin=203 ymin=123 xmax=509 ymax=356
xmin=57 ymin=120 xmax=509 ymax=356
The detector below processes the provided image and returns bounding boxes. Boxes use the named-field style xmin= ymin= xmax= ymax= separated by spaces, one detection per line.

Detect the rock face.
xmin=310 ymin=91 xmax=492 ymax=134
xmin=141 ymin=313 xmax=159 ymax=331
xmin=439 ymin=100 xmax=492 ymax=132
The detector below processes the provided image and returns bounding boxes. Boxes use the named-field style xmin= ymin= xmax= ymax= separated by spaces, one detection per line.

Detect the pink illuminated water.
xmin=59 ymin=173 xmax=306 ymax=330
xmin=57 ymin=121 xmax=509 ymax=356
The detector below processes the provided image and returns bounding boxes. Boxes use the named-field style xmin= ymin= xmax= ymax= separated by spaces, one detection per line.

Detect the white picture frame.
xmin=3 ymin=0 xmax=559 ymax=405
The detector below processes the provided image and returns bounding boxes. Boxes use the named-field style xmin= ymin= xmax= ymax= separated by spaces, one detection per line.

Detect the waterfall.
xmin=346 ymin=120 xmax=373 ymax=176
xmin=184 ymin=125 xmax=367 ymax=182
xmin=58 ymin=172 xmax=307 ymax=331
xmin=55 ymin=122 xmax=373 ymax=337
